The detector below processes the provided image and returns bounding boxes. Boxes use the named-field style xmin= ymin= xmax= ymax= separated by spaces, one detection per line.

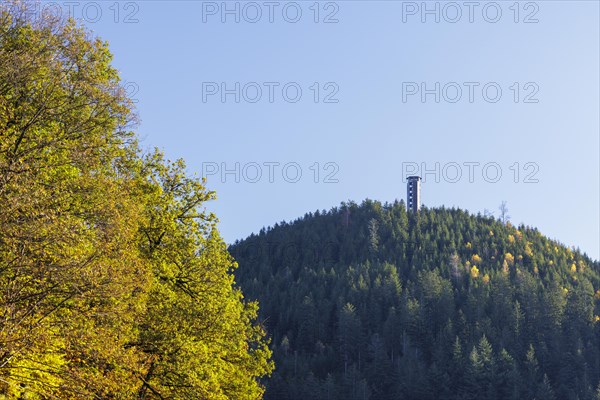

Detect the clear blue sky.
xmin=46 ymin=0 xmax=599 ymax=259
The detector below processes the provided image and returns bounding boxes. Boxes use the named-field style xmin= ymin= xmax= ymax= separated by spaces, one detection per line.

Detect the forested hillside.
xmin=0 ymin=3 xmax=271 ymax=398
xmin=231 ymin=200 xmax=600 ymax=400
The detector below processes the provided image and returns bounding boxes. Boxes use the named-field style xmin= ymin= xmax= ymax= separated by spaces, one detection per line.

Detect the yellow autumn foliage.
xmin=0 ymin=6 xmax=273 ymax=399
xmin=502 ymin=260 xmax=510 ymax=275
xmin=525 ymin=242 xmax=534 ymax=257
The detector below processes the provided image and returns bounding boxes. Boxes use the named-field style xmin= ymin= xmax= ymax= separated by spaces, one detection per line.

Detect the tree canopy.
xmin=0 ymin=2 xmax=272 ymax=398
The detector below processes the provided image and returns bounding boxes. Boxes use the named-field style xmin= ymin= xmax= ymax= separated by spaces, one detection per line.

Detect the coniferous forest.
xmin=231 ymin=200 xmax=600 ymax=400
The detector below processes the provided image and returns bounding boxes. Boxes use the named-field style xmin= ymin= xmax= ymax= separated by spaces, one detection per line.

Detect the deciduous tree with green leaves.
xmin=0 ymin=1 xmax=272 ymax=398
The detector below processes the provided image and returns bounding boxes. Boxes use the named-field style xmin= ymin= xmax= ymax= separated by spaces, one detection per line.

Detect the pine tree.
xmin=525 ymin=344 xmax=540 ymax=399
xmin=536 ymin=374 xmax=556 ymax=400
xmin=339 ymin=303 xmax=363 ymax=367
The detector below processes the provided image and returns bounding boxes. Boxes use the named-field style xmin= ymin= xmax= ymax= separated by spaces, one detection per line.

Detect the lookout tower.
xmin=407 ymin=176 xmax=421 ymax=212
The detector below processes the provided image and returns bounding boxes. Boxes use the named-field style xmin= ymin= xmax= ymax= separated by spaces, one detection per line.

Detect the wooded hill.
xmin=231 ymin=200 xmax=600 ymax=400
